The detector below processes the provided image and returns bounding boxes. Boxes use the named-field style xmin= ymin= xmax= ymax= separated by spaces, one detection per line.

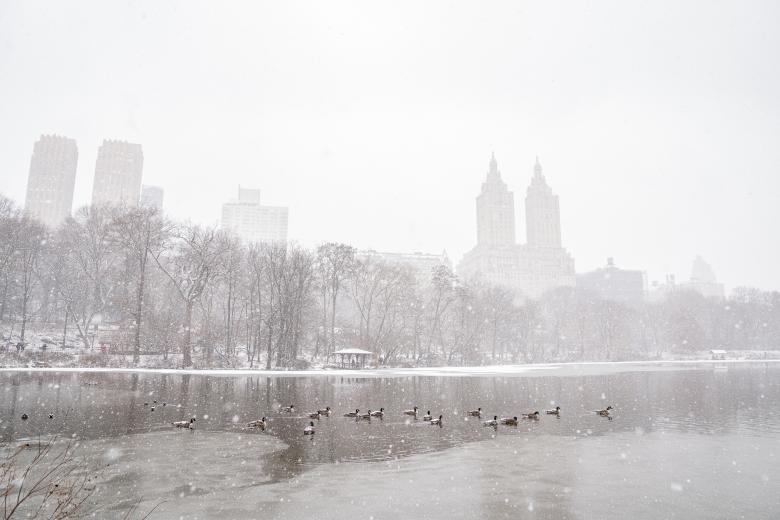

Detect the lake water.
xmin=1 ymin=363 xmax=779 ymax=519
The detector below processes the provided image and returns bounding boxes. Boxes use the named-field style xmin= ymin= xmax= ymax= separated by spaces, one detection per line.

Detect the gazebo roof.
xmin=332 ymin=348 xmax=373 ymax=356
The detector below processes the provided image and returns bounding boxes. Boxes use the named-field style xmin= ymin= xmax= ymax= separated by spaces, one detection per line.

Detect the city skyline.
xmin=0 ymin=133 xmax=766 ymax=294
xmin=11 ymin=136 xmax=731 ymax=298
xmin=1 ymin=1 xmax=778 ymax=292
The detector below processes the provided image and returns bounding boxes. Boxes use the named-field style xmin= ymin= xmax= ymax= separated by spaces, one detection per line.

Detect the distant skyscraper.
xmin=140 ymin=185 xmax=164 ymax=212
xmin=24 ymin=135 xmax=78 ymax=228
xmin=526 ymin=158 xmax=562 ymax=248
xmin=458 ymin=155 xmax=575 ymax=299
xmin=221 ymin=187 xmax=288 ymax=243
xmin=477 ymin=153 xmax=516 ymax=246
xmin=682 ymin=255 xmax=725 ymax=299
xmin=91 ymin=140 xmax=144 ymax=207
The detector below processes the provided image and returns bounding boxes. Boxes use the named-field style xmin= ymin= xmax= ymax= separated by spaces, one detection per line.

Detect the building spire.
xmin=486 ymin=152 xmax=501 ymax=182
xmin=534 ymin=156 xmax=543 ymax=178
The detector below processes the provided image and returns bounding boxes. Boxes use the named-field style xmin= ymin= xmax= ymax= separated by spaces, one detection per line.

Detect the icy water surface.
xmin=1 ymin=363 xmax=779 ymax=519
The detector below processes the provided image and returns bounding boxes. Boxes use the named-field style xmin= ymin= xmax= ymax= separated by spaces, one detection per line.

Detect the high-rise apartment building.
xmin=458 ymin=155 xmax=575 ymax=299
xmin=91 ymin=140 xmax=144 ymax=207
xmin=477 ymin=153 xmax=516 ymax=246
xmin=526 ymin=158 xmax=562 ymax=248
xmin=24 ymin=135 xmax=78 ymax=228
xmin=140 ymin=185 xmax=164 ymax=212
xmin=221 ymin=187 xmax=288 ymax=243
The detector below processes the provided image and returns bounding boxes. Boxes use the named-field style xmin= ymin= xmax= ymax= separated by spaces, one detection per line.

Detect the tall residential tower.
xmin=24 ymin=135 xmax=78 ymax=228
xmin=91 ymin=140 xmax=144 ymax=207
xmin=476 ymin=153 xmax=516 ymax=246
xmin=525 ymin=157 xmax=562 ymax=248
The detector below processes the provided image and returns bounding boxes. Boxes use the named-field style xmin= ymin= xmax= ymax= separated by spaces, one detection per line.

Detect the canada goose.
xmin=430 ymin=415 xmax=443 ymax=426
xmin=172 ymin=418 xmax=196 ymax=429
xmin=48 ymin=413 xmax=54 ymax=419
xmin=344 ymin=409 xmax=360 ymax=417
xmin=522 ymin=411 xmax=540 ymax=419
xmin=144 ymin=402 xmax=149 ymax=406
xmin=162 ymin=403 xmax=167 ymax=407
xmin=483 ymin=416 xmax=498 ymax=427
xmin=304 ymin=421 xmax=316 ymax=435
xmin=500 ymin=416 xmax=518 ymax=426
xmin=280 ymin=405 xmax=295 ymax=413
xmin=595 ymin=406 xmax=613 ymax=416
xmin=358 ymin=410 xmax=373 ymax=420
xmin=21 ymin=413 xmax=29 ymax=421
xmin=468 ymin=408 xmax=482 ymax=417
xmin=546 ymin=406 xmax=561 ymax=415
xmin=153 ymin=400 xmax=157 ymax=404
xmin=422 ymin=411 xmax=433 ymax=421
xmin=247 ymin=417 xmax=267 ymax=430
xmin=403 ymin=406 xmax=419 ymax=416
xmin=370 ymin=408 xmax=385 ymax=417
xmin=308 ymin=411 xmax=322 ymax=419
xmin=317 ymin=406 xmax=332 ymax=415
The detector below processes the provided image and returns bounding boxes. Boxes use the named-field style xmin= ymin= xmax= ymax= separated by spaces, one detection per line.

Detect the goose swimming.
xmin=246 ymin=417 xmax=267 ymax=430
xmin=483 ymin=416 xmax=499 ymax=427
xmin=172 ymin=418 xmax=196 ymax=429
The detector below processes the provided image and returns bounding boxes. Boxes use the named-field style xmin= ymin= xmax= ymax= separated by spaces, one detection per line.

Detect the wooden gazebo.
xmin=331 ymin=348 xmax=373 ymax=369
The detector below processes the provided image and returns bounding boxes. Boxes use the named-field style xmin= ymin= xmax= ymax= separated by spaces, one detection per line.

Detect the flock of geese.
xmin=18 ymin=403 xmax=615 ymax=434
xmin=169 ymin=404 xmax=615 ymax=435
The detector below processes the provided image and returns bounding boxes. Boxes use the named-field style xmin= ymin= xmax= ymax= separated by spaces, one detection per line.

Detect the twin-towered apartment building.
xmin=457 ymin=154 xmax=576 ymax=299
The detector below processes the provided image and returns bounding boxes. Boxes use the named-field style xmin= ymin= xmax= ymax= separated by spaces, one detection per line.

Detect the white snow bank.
xmin=1 ymin=358 xmax=778 ymax=378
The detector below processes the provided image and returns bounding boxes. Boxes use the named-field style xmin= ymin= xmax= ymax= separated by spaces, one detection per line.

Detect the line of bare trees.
xmin=1 ymin=195 xmax=778 ymax=367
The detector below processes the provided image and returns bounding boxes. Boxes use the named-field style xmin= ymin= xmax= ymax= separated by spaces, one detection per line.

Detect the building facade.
xmin=24 ymin=135 xmax=78 ymax=228
xmin=458 ymin=155 xmax=575 ymax=299
xmin=221 ymin=187 xmax=288 ymax=243
xmin=91 ymin=140 xmax=144 ymax=207
xmin=681 ymin=255 xmax=725 ymax=299
xmin=357 ymin=250 xmax=452 ymax=283
xmin=140 ymin=185 xmax=164 ymax=212
xmin=576 ymin=257 xmax=647 ymax=304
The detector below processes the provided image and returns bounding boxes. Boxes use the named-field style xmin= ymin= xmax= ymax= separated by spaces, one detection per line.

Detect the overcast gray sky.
xmin=1 ymin=0 xmax=778 ymax=292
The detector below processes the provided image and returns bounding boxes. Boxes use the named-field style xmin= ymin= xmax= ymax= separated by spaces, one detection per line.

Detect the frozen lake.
xmin=2 ymin=362 xmax=779 ymax=519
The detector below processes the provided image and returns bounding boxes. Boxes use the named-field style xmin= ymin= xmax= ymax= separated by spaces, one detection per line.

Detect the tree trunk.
xmin=133 ymin=258 xmax=146 ymax=364
xmin=265 ymin=321 xmax=274 ymax=370
xmin=183 ymin=301 xmax=193 ymax=367
xmin=330 ymin=288 xmax=338 ymax=355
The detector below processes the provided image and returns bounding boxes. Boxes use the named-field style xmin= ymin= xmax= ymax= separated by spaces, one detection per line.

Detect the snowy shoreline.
xmin=1 ymin=358 xmax=778 ymax=378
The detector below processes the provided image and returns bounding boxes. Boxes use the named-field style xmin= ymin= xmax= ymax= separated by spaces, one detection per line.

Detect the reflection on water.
xmin=1 ymin=364 xmax=779 ymax=519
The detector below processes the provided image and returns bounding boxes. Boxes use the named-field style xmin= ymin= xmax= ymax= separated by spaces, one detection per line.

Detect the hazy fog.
xmin=0 ymin=0 xmax=778 ymax=291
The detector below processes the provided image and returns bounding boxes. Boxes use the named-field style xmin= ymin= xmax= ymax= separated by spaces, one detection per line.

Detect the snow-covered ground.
xmin=1 ymin=358 xmax=779 ymax=378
